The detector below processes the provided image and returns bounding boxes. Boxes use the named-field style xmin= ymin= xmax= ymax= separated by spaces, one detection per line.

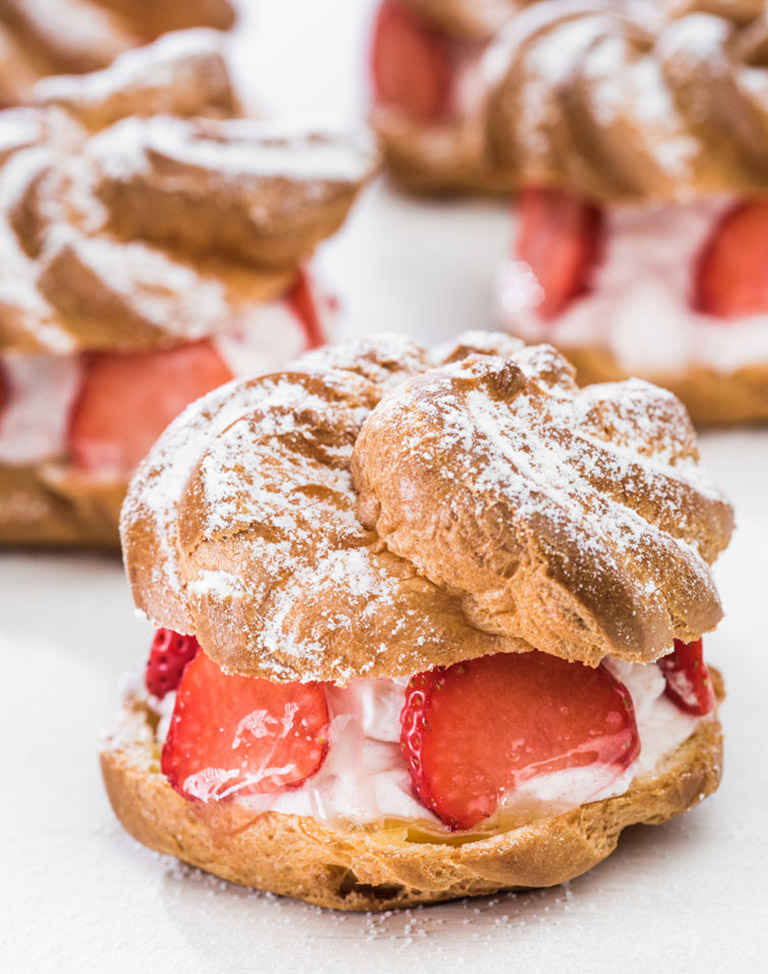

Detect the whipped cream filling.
xmin=0 ymin=296 xmax=312 ymax=468
xmin=151 ymin=656 xmax=700 ymax=832
xmin=0 ymin=355 xmax=83 ymax=464
xmin=497 ymin=197 xmax=768 ymax=375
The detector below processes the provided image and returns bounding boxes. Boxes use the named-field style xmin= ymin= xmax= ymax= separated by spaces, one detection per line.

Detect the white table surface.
xmin=2 ymin=2 xmax=768 ymax=971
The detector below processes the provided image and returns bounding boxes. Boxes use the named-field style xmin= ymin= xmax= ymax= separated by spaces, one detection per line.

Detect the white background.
xmin=2 ymin=1 xmax=767 ymax=971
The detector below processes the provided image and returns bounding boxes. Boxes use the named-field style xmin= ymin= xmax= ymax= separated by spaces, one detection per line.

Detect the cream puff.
xmin=103 ymin=331 xmax=733 ymax=910
xmin=0 ymin=32 xmax=377 ymax=546
xmin=491 ymin=0 xmax=768 ymax=423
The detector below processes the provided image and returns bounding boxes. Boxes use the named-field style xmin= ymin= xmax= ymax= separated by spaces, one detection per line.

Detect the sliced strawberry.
xmin=515 ymin=187 xmax=605 ymax=320
xmin=162 ymin=650 xmax=329 ymax=803
xmin=287 ymin=269 xmax=326 ymax=350
xmin=401 ymin=651 xmax=639 ymax=830
xmin=145 ymin=628 xmax=200 ymax=699
xmin=657 ymin=638 xmax=715 ymax=716
xmin=68 ymin=340 xmax=232 ymax=473
xmin=371 ymin=0 xmax=452 ymax=122
xmin=694 ymin=200 xmax=768 ymax=318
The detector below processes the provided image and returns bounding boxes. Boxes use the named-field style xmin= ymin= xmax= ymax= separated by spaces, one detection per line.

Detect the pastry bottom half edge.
xmin=101 ymin=671 xmax=724 ymax=912
xmin=373 ymin=110 xmax=513 ymax=197
xmin=0 ymin=465 xmax=123 ymax=548
xmin=562 ymin=346 xmax=768 ymax=427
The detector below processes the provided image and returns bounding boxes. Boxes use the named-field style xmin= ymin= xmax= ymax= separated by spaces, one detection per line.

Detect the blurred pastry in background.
xmin=0 ymin=0 xmax=236 ymax=108
xmin=492 ymin=0 xmax=768 ymax=424
xmin=0 ymin=32 xmax=377 ymax=547
xmin=368 ymin=0 xmax=526 ymax=193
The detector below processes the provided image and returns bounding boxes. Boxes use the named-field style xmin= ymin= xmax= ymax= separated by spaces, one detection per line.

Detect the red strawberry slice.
xmin=371 ymin=0 xmax=452 ymax=122
xmin=694 ymin=200 xmax=768 ymax=318
xmin=145 ymin=628 xmax=200 ymax=699
xmin=68 ymin=340 xmax=232 ymax=473
xmin=401 ymin=651 xmax=639 ymax=830
xmin=657 ymin=638 xmax=715 ymax=716
xmin=287 ymin=269 xmax=327 ymax=350
xmin=515 ymin=187 xmax=605 ymax=320
xmin=162 ymin=650 xmax=329 ymax=803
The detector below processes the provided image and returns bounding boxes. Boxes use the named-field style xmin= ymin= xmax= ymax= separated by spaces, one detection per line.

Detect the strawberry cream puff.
xmin=0 ymin=32 xmax=377 ymax=546
xmin=492 ymin=0 xmax=768 ymax=423
xmin=0 ymin=0 xmax=235 ymax=108
xmin=103 ymin=331 xmax=733 ymax=910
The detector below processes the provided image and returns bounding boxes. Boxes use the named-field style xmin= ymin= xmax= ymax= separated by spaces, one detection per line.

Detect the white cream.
xmin=213 ymin=297 xmax=313 ymax=379
xmin=0 ymin=355 xmax=83 ymax=464
xmin=496 ymin=198 xmax=768 ymax=375
xmin=153 ymin=656 xmax=702 ymax=831
xmin=0 ymin=295 xmax=319 ymax=468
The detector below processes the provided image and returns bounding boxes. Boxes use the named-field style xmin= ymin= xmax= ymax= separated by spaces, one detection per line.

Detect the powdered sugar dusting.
xmin=91 ymin=114 xmax=377 ymax=186
xmin=122 ymin=333 xmax=731 ymax=680
xmin=33 ymin=28 xmax=229 ymax=117
xmin=354 ymin=344 xmax=731 ymax=657
xmin=486 ymin=1 xmax=768 ymax=197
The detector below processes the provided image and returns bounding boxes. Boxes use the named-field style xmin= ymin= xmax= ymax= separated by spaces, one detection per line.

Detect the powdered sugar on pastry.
xmin=122 ymin=333 xmax=733 ymax=684
xmin=32 ymin=28 xmax=234 ymax=128
xmin=353 ymin=345 xmax=732 ymax=668
xmin=0 ymin=1 xmax=235 ymax=107
xmin=487 ymin=1 xmax=768 ymax=199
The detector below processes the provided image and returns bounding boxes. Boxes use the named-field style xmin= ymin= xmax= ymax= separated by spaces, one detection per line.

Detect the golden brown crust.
xmin=121 ymin=333 xmax=733 ymax=681
xmin=0 ymin=462 xmax=123 ymax=546
xmin=95 ymin=0 xmax=235 ymax=36
xmin=100 ymin=671 xmax=725 ymax=910
xmin=353 ymin=347 xmax=732 ymax=664
xmin=122 ymin=337 xmax=525 ymax=679
xmin=554 ymin=345 xmax=768 ymax=427
xmin=0 ymin=0 xmax=235 ymax=107
xmin=373 ymin=106 xmax=515 ymax=196
xmin=95 ymin=120 xmax=376 ymax=269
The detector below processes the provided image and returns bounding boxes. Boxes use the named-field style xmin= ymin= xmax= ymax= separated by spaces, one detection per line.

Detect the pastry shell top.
xmin=0 ymin=31 xmax=378 ymax=356
xmin=487 ymin=0 xmax=768 ymax=201
xmin=121 ymin=332 xmax=733 ymax=683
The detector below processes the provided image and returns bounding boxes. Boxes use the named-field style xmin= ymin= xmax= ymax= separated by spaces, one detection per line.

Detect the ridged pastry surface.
xmin=121 ymin=332 xmax=733 ymax=682
xmin=487 ymin=0 xmax=768 ymax=200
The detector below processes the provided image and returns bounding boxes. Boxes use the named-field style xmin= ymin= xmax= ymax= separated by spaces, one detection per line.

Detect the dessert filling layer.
xmin=0 ymin=273 xmax=328 ymax=471
xmin=497 ymin=191 xmax=768 ymax=374
xmin=145 ymin=634 xmax=711 ymax=835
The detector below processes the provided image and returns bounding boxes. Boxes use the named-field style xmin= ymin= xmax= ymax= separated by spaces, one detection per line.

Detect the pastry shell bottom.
xmin=373 ymin=109 xmax=513 ymax=196
xmin=0 ymin=464 xmax=124 ymax=548
xmin=101 ymin=671 xmax=724 ymax=911
xmin=561 ymin=346 xmax=768 ymax=427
